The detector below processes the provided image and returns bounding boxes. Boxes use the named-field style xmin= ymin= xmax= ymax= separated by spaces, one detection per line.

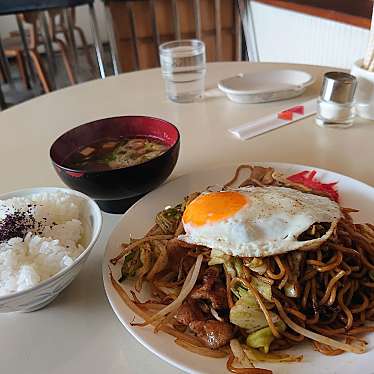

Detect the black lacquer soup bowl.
xmin=50 ymin=116 xmax=180 ymax=213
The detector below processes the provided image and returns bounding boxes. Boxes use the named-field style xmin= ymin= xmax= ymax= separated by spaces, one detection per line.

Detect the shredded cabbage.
xmin=244 ymin=257 xmax=267 ymax=275
xmin=230 ymin=288 xmax=279 ymax=332
xmin=209 ymin=254 xmax=268 ymax=281
xmin=233 ymin=257 xmax=243 ymax=276
xmin=208 ymin=250 xmax=238 ymax=279
xmin=231 ymin=276 xmax=272 ymax=303
xmin=243 ymin=346 xmax=303 ymax=362
xmin=230 ymin=302 xmax=271 ymax=332
xmin=208 ymin=249 xmax=225 ymax=266
xmin=250 ymin=277 xmax=272 ymax=302
xmin=246 ymin=321 xmax=286 ymax=353
xmin=224 ymin=259 xmax=237 ymax=278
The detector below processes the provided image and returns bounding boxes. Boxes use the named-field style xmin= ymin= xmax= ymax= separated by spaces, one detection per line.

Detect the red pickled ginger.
xmin=287 ymin=170 xmax=339 ymax=202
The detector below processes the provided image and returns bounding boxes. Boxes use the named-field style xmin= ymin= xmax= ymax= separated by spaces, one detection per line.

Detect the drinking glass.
xmin=159 ymin=39 xmax=206 ymax=103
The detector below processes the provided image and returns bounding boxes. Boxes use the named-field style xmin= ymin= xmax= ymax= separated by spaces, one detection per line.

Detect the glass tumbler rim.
xmin=159 ymin=39 xmax=205 ymax=56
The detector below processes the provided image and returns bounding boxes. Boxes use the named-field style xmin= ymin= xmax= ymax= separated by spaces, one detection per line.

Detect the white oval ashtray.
xmin=218 ymin=69 xmax=315 ymax=104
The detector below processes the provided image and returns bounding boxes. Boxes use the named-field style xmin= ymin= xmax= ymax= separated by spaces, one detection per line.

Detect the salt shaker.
xmin=315 ymin=72 xmax=357 ymax=128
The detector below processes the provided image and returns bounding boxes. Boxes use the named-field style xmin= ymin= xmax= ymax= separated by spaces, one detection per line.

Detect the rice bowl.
xmin=0 ymin=187 xmax=102 ymax=312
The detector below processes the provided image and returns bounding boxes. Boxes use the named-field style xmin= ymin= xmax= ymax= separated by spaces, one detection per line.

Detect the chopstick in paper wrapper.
xmin=229 ymin=98 xmax=317 ymax=140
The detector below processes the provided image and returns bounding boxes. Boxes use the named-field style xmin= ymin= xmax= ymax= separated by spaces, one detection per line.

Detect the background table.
xmin=0 ymin=61 xmax=373 ymax=374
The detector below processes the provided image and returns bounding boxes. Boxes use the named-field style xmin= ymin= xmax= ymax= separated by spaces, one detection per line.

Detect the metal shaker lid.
xmin=320 ymin=72 xmax=357 ymax=103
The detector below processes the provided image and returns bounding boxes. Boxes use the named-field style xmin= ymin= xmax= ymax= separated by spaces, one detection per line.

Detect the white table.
xmin=0 ymin=62 xmax=373 ymax=374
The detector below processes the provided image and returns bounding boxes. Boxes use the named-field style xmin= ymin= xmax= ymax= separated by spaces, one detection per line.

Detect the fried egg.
xmin=178 ymin=186 xmax=341 ymax=257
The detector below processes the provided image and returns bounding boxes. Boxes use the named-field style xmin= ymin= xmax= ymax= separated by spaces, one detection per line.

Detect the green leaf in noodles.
xmin=118 ymin=249 xmax=142 ymax=282
xmin=250 ymin=277 xmax=272 ymax=302
xmin=208 ymin=250 xmax=237 ymax=277
xmin=243 ymin=346 xmax=302 ymax=362
xmin=246 ymin=321 xmax=286 ymax=353
xmin=244 ymin=257 xmax=267 ymax=275
xmin=229 ymin=287 xmax=279 ymax=332
xmin=230 ymin=302 xmax=271 ymax=332
xmin=208 ymin=249 xmax=225 ymax=266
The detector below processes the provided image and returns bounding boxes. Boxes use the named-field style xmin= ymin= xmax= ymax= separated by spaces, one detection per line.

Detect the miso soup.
xmin=64 ymin=137 xmax=170 ymax=171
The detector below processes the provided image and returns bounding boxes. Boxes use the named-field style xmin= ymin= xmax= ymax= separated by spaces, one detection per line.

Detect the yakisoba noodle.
xmin=110 ymin=165 xmax=374 ymax=373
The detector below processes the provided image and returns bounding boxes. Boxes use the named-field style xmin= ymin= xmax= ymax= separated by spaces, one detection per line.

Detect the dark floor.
xmin=1 ymin=44 xmax=114 ymax=108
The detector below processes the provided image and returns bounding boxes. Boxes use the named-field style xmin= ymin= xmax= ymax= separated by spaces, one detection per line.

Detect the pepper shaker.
xmin=315 ymin=72 xmax=357 ymax=128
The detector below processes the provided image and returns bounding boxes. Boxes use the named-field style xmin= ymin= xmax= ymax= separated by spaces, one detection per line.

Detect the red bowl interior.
xmin=50 ymin=116 xmax=180 ymax=168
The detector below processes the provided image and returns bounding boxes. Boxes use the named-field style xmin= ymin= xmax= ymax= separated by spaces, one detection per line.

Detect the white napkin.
xmin=229 ymin=98 xmax=317 ymax=140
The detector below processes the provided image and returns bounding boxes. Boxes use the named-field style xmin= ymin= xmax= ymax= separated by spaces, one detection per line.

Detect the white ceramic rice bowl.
xmin=0 ymin=187 xmax=102 ymax=312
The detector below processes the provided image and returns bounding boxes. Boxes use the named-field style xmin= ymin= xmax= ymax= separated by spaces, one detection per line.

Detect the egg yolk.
xmin=183 ymin=191 xmax=248 ymax=226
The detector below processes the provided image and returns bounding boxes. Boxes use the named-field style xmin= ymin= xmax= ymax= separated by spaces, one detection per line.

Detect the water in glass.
xmin=159 ymin=40 xmax=206 ymax=103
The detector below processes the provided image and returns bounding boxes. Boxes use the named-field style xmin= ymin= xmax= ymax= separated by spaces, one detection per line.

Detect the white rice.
xmin=0 ymin=191 xmax=85 ymax=296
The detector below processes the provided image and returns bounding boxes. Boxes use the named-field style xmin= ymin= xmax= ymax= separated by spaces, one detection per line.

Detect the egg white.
xmin=178 ymin=186 xmax=342 ymax=257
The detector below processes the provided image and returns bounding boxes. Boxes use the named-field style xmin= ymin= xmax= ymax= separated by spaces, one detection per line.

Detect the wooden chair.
xmin=2 ymin=36 xmax=31 ymax=90
xmin=48 ymin=8 xmax=96 ymax=76
xmin=104 ymin=0 xmax=243 ymax=74
xmin=0 ymin=37 xmax=11 ymax=109
xmin=2 ymin=12 xmax=76 ymax=93
xmin=0 ymin=0 xmax=106 ymax=97
xmin=23 ymin=11 xmax=77 ymax=87
xmin=4 ymin=13 xmax=52 ymax=92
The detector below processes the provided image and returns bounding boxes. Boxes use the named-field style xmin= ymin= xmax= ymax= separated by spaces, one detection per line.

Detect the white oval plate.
xmin=218 ymin=70 xmax=315 ymax=104
xmin=103 ymin=162 xmax=374 ymax=374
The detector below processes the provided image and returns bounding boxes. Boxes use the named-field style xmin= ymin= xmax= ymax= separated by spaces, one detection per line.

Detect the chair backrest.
xmin=47 ymin=7 xmax=77 ymax=29
xmin=18 ymin=12 xmax=40 ymax=49
xmin=107 ymin=0 xmax=242 ymax=72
